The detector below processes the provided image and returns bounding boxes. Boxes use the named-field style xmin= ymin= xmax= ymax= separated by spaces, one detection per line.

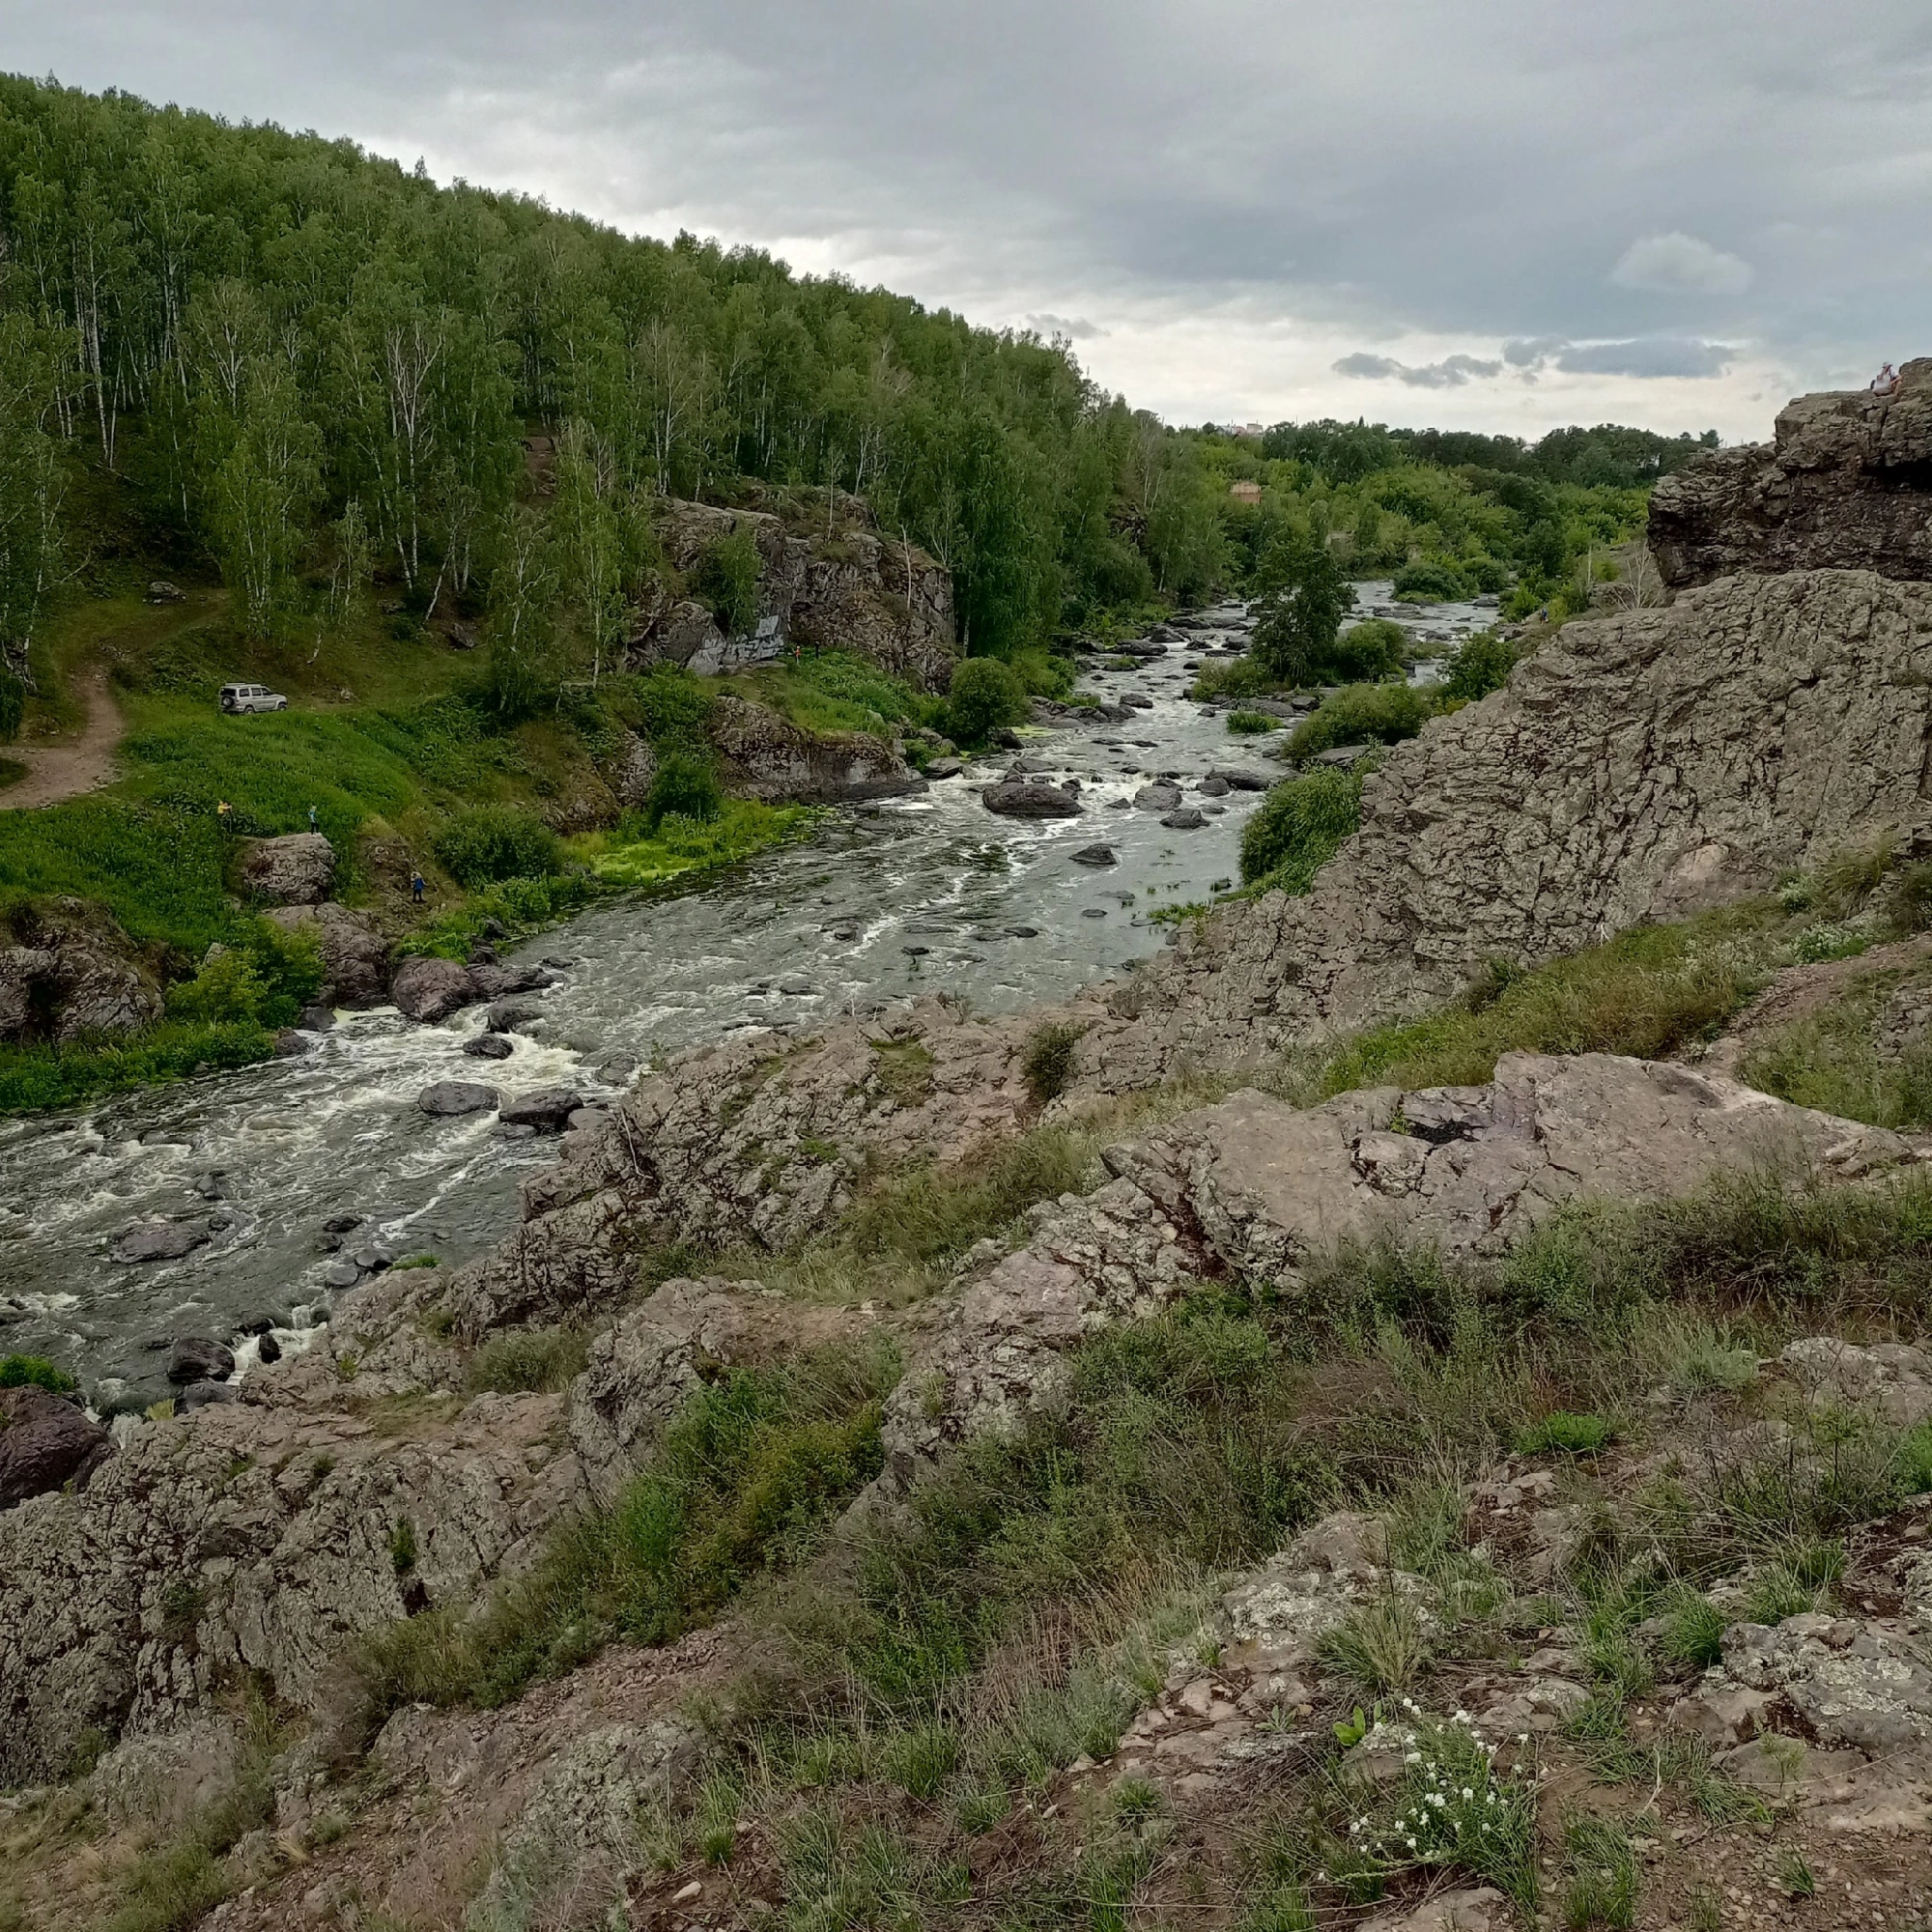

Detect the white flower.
xmin=1462 ymin=1788 xmax=1474 ymax=1801
xmin=1516 ymin=1732 xmax=1529 ymax=1745
xmin=1405 ymin=1751 xmax=1421 ymax=1765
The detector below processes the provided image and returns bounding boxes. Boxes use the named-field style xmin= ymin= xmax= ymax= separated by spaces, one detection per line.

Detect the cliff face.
xmin=1651 ymin=358 xmax=1932 ymax=585
xmin=628 ymin=498 xmax=955 ymax=691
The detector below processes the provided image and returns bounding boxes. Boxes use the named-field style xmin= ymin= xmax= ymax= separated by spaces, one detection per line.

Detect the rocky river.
xmin=0 ymin=588 xmax=1496 ymax=1404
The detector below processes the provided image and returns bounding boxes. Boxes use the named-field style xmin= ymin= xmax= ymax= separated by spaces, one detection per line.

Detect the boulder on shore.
xmin=266 ymin=903 xmax=390 ymax=1008
xmin=0 ymin=1389 xmax=110 ymax=1509
xmin=416 ymin=1081 xmax=499 ymax=1118
xmin=982 ymin=781 xmax=1082 ymax=819
xmin=390 ymin=956 xmax=479 ymax=1023
xmin=234 ymin=834 xmax=335 ymax=906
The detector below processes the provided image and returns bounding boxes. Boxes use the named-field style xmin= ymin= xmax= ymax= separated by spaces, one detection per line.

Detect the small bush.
xmin=1516 ymin=1411 xmax=1615 ymax=1456
xmin=640 ymin=750 xmax=724 ymax=832
xmin=1659 ymin=1589 xmax=1726 ymax=1670
xmin=1561 ymin=1814 xmax=1637 ymax=1931
xmin=1239 ymin=765 xmax=1367 ymax=892
xmin=1189 ymin=653 xmax=1275 ymax=702
xmin=0 ymin=1353 xmax=76 ymax=1393
xmin=465 ymin=1327 xmax=590 ymax=1395
xmin=1021 ymin=1021 xmax=1081 ymax=1107
xmin=1287 ymin=682 xmax=1435 ymax=759
xmin=0 ymin=668 xmax=23 ymax=742
xmin=1444 ymin=629 xmax=1524 ymax=701
xmin=164 ymin=921 xmax=324 ymax=1031
xmin=1393 ymin=557 xmax=1472 ymax=603
xmin=692 ymin=530 xmax=763 ymax=638
xmin=433 ymin=806 xmax=562 ymax=888
xmin=1226 ymin=709 xmax=1280 ymax=734
xmin=1330 ymin=616 xmax=1408 ymax=682
xmin=944 ymin=657 xmax=1030 ymax=746
xmin=1317 ymin=1589 xmax=1429 ymax=1692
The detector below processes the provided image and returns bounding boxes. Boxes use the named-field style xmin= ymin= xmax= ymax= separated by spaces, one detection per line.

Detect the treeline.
xmin=0 ymin=74 xmax=1713 ymax=704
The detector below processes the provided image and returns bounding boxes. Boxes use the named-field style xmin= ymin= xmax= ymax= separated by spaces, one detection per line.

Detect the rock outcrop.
xmin=0 ymin=897 xmax=162 ymax=1042
xmin=1652 ymin=359 xmax=1932 ymax=585
xmin=705 ymin=696 xmax=922 ymax=805
xmin=234 ymin=833 xmax=335 ymax=905
xmin=0 ymin=1387 xmax=111 ymax=1510
xmin=628 ymin=497 xmax=954 ymax=690
xmin=264 ymin=901 xmax=389 ymax=1008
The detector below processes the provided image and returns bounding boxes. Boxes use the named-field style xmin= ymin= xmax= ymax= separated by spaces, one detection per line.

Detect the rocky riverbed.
xmin=0 ymin=593 xmax=1496 ymax=1404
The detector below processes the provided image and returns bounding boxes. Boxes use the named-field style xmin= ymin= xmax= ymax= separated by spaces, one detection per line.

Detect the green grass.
xmin=465 ymin=1326 xmax=590 ymax=1394
xmin=0 ymin=1353 xmax=77 ymax=1392
xmin=709 ymin=648 xmax=943 ymax=740
xmin=1238 ymin=764 xmax=1370 ymax=894
xmin=1226 ymin=709 xmax=1280 ymax=734
xmin=1516 ymin=1410 xmax=1616 ymax=1456
xmin=572 ymin=798 xmax=819 ymax=891
xmin=0 ymin=1016 xmax=283 ymax=1114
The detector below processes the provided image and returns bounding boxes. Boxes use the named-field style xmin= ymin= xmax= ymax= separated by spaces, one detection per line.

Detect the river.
xmin=0 ymin=587 xmax=1497 ymax=1404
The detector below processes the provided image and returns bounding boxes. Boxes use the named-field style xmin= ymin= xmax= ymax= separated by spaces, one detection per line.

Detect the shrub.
xmin=1393 ymin=557 xmax=1472 ymax=603
xmin=1660 ymin=1589 xmax=1727 ymax=1670
xmin=1318 ymin=1589 xmax=1430 ymax=1692
xmin=630 ymin=665 xmax=715 ymax=748
xmin=1516 ymin=1410 xmax=1615 ymax=1456
xmin=944 ymin=657 xmax=1030 ymax=746
xmin=1188 ymin=653 xmax=1275 ymax=702
xmin=640 ymin=750 xmax=724 ymax=831
xmin=1444 ymin=629 xmax=1524 ymax=701
xmin=1226 ymin=709 xmax=1279 ymax=734
xmin=1021 ymin=1021 xmax=1081 ymax=1106
xmin=466 ymin=1327 xmax=589 ymax=1394
xmin=1239 ymin=766 xmax=1367 ymax=892
xmin=433 ymin=806 xmax=562 ymax=888
xmin=164 ymin=921 xmax=324 ymax=1031
xmin=0 ymin=1353 xmax=76 ymax=1393
xmin=692 ymin=530 xmax=763 ymax=638
xmin=0 ymin=668 xmax=23 ymax=742
xmin=1286 ymin=682 xmax=1435 ymax=759
xmin=1330 ymin=616 xmax=1408 ymax=682
xmin=1251 ymin=527 xmax=1353 ymax=685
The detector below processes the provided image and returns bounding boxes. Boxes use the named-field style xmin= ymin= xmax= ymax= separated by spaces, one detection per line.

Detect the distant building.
xmin=1224 ymin=423 xmax=1267 ymax=440
xmin=1228 ymin=479 xmax=1264 ymax=505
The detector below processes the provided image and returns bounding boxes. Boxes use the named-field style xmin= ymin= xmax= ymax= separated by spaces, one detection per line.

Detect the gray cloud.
xmin=7 ymin=0 xmax=1930 ymax=429
xmin=1334 ymin=352 xmax=1504 ymax=387
xmin=1024 ymin=313 xmax=1107 ymax=340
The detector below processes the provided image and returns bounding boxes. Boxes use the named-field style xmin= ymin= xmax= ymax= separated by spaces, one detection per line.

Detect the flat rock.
xmin=390 ymin=955 xmax=479 ymax=1023
xmin=469 ymin=963 xmax=554 ymax=1002
xmin=234 ymin=834 xmax=335 ymax=907
xmin=113 ymin=1220 xmax=210 ymax=1265
xmin=416 ymin=1081 xmax=500 ymax=1118
xmin=1133 ymin=782 xmax=1181 ymax=810
xmin=981 ymin=781 xmax=1082 ymax=819
xmin=1071 ymin=845 xmax=1118 ymax=867
xmin=497 ymin=1088 xmax=583 ymax=1132
xmin=1160 ymin=809 xmax=1207 ymax=829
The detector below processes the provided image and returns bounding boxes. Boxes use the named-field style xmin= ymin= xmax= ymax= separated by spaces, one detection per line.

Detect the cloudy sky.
xmin=10 ymin=1 xmax=1932 ymax=440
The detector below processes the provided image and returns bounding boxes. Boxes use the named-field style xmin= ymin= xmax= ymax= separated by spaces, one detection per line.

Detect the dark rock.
xmin=416 ymin=1081 xmax=500 ymax=1117
xmin=255 ymin=1332 xmax=282 ymax=1365
xmin=779 ymin=980 xmax=815 ymax=996
xmin=1311 ymin=744 xmax=1375 ymax=768
xmin=541 ymin=956 xmax=575 ymax=969
xmin=469 ymin=963 xmax=554 ymax=1002
xmin=481 ymin=918 xmax=509 ymax=940
xmin=272 ymin=1029 xmax=310 ymax=1058
xmin=167 ymin=1336 xmax=235 ymax=1385
xmin=323 ymin=1260 xmax=362 ymax=1289
xmin=497 ymin=1087 xmax=583 ymax=1132
xmin=390 ymin=955 xmax=480 ymax=1023
xmin=1134 ymin=783 xmax=1182 ymax=810
xmin=1207 ymin=769 xmax=1272 ymax=792
xmin=1161 ymin=809 xmax=1208 ymax=829
xmin=486 ymin=998 xmax=543 ymax=1035
xmin=1082 ymin=907 xmax=1109 ymax=919
xmin=982 ymin=781 xmax=1083 ymax=819
xmin=236 ymin=1313 xmax=280 ymax=1336
xmin=266 ymin=904 xmax=390 ymax=1009
xmin=178 ymin=1380 xmax=237 ymax=1410
xmin=469 ymin=945 xmax=498 ymax=965
xmin=1197 ymin=777 xmax=1232 ymax=798
xmin=1071 ymin=844 xmax=1118 ymax=867
xmin=113 ymin=1220 xmax=210 ymax=1265
xmin=902 ymin=945 xmax=931 ymax=956
xmin=925 ymin=757 xmax=964 ymax=779
xmin=353 ymin=1245 xmax=393 ymax=1271
xmin=464 ymin=1033 xmax=515 ymax=1060
xmin=207 ymin=1213 xmax=232 ymax=1233
xmin=322 ymin=1214 xmax=363 ymax=1235
xmin=0 ymin=1388 xmax=111 ymax=1508
xmin=596 ymin=1054 xmax=639 ymax=1084
xmin=1007 ymin=924 xmax=1040 ymax=938
xmin=297 ymin=1004 xmax=336 ymax=1032
xmin=988 ymin=726 xmax=1025 ymax=750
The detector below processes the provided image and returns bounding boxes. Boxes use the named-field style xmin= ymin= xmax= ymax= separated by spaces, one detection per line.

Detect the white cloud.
xmin=1334 ymin=351 xmax=1503 ymax=387
xmin=1023 ymin=312 xmax=1107 ymax=340
xmin=1610 ymin=232 xmax=1755 ymax=297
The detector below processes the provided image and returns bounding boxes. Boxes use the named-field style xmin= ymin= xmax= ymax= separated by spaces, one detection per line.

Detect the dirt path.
xmin=0 ymin=670 xmax=126 ymax=810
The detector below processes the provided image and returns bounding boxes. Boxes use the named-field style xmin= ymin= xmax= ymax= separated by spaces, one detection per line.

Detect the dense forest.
xmin=0 ymin=73 xmax=1721 ymax=714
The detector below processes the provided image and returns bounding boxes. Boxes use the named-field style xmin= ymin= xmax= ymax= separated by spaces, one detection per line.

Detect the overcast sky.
xmin=9 ymin=2 xmax=1932 ymax=440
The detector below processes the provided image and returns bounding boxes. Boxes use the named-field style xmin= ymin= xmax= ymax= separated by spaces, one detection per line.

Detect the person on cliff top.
xmin=308 ymin=804 xmax=319 ymax=833
xmin=410 ymin=870 xmax=426 ymax=904
xmin=1871 ymin=362 xmax=1900 ymax=397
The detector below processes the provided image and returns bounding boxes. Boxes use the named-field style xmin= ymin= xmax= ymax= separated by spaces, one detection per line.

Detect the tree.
xmin=0 ymin=316 xmax=70 ymax=682
xmin=213 ymin=367 xmax=323 ymax=637
xmin=1250 ymin=527 xmax=1351 ymax=686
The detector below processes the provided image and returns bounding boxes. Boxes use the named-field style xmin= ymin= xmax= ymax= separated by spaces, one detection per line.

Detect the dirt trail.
xmin=0 ymin=670 xmax=126 ymax=810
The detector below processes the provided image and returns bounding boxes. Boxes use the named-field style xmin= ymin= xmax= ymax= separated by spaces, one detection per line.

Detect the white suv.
xmin=218 ymin=682 xmax=289 ymax=714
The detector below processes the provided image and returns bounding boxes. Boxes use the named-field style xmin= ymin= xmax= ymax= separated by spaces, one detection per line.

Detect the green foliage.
xmin=692 ymin=530 xmax=764 ymax=638
xmin=163 ymin=920 xmax=323 ymax=1030
xmin=1226 ymin=709 xmax=1280 ymax=734
xmin=641 ymin=750 xmax=724 ymax=832
xmin=1561 ymin=1815 xmax=1637 ymax=1930
xmin=1444 ymin=628 xmax=1524 ymax=701
xmin=465 ymin=1327 xmax=590 ymax=1395
xmin=1021 ymin=1021 xmax=1081 ymax=1106
xmin=1333 ymin=616 xmax=1409 ymax=681
xmin=0 ymin=668 xmax=23 ymax=742
xmin=576 ymin=798 xmax=816 ymax=895
xmin=1660 ymin=1589 xmax=1727 ymax=1670
xmin=1392 ymin=557 xmax=1472 ymax=603
xmin=1238 ymin=766 xmax=1367 ymax=892
xmin=1250 ymin=527 xmax=1352 ymax=685
xmin=432 ymin=805 xmax=563 ymax=888
xmin=1286 ymin=682 xmax=1435 ymax=759
xmin=630 ymin=665 xmax=716 ymax=750
xmin=0 ymin=1353 xmax=76 ymax=1393
xmin=1317 ymin=1590 xmax=1430 ymax=1692
xmin=943 ymin=656 xmax=1030 ymax=746
xmin=1516 ymin=1411 xmax=1615 ymax=1456
xmin=1188 ymin=653 xmax=1275 ymax=703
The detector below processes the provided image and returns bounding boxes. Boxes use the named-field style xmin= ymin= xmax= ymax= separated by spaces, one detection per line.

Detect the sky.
xmin=8 ymin=1 xmax=1932 ymax=441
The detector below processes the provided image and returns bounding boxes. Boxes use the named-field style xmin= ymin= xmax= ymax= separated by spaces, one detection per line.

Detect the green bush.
xmin=1330 ymin=617 xmax=1408 ymax=682
xmin=640 ymin=750 xmax=724 ymax=832
xmin=0 ymin=1353 xmax=77 ymax=1393
xmin=0 ymin=668 xmax=23 ymax=742
xmin=433 ymin=806 xmax=562 ymax=888
xmin=1251 ymin=528 xmax=1353 ymax=685
xmin=1286 ymin=682 xmax=1435 ymax=759
xmin=164 ymin=921 xmax=323 ymax=1031
xmin=1238 ymin=766 xmax=1367 ymax=892
xmin=1226 ymin=709 xmax=1279 ymax=734
xmin=1393 ymin=557 xmax=1472 ymax=603
xmin=944 ymin=657 xmax=1030 ymax=746
xmin=1444 ymin=628 xmax=1524 ymax=701
xmin=1021 ymin=1021 xmax=1081 ymax=1106
xmin=1516 ymin=1410 xmax=1615 ymax=1456
xmin=693 ymin=530 xmax=763 ymax=638
xmin=1188 ymin=654 xmax=1274 ymax=703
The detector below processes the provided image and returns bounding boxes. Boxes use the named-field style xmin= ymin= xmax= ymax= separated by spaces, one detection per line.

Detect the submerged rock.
xmin=1071 ymin=844 xmax=1118 ymax=867
xmin=113 ymin=1221 xmax=210 ymax=1265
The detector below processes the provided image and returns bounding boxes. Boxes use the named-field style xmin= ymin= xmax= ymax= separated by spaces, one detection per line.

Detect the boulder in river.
xmin=113 ymin=1220 xmax=210 ymax=1265
xmin=1134 ymin=782 xmax=1181 ymax=810
xmin=925 ymin=757 xmax=964 ymax=779
xmin=1161 ymin=809 xmax=1208 ymax=830
xmin=464 ymin=1033 xmax=515 ymax=1060
xmin=486 ymin=998 xmax=542 ymax=1035
xmin=1207 ymin=769 xmax=1271 ymax=792
xmin=390 ymin=955 xmax=479 ymax=1023
xmin=981 ymin=781 xmax=1082 ymax=819
xmin=416 ymin=1081 xmax=500 ymax=1118
xmin=469 ymin=962 xmax=555 ymax=1002
xmin=1196 ymin=777 xmax=1232 ymax=798
xmin=167 ymin=1336 xmax=235 ymax=1385
xmin=0 ymin=1388 xmax=111 ymax=1509
xmin=234 ymin=833 xmax=335 ymax=907
xmin=498 ymin=1088 xmax=583 ymax=1132
xmin=1071 ymin=844 xmax=1118 ymax=867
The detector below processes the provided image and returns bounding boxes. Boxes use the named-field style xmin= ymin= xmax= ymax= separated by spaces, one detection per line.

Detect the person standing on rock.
xmin=411 ymin=869 xmax=426 ymax=904
xmin=308 ymin=803 xmax=319 ymax=833
xmin=1871 ymin=362 xmax=1900 ymax=398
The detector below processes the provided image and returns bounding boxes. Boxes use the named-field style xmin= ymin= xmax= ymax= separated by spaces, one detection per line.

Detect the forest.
xmin=0 ymin=72 xmax=1720 ymax=723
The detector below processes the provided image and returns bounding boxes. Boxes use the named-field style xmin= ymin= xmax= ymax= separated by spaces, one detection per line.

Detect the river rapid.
xmin=0 ymin=588 xmax=1497 ymax=1404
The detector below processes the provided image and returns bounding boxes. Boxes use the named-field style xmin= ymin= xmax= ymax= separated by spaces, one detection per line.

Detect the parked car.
xmin=218 ymin=682 xmax=289 ymax=714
